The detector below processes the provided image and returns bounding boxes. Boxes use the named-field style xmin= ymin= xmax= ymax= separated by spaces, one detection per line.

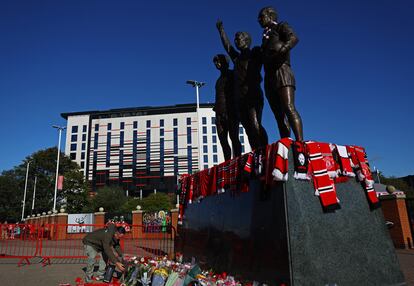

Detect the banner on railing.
xmin=67 ymin=214 xmax=94 ymax=233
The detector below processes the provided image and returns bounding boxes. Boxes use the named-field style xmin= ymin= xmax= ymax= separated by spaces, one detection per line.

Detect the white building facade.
xmin=61 ymin=104 xmax=251 ymax=194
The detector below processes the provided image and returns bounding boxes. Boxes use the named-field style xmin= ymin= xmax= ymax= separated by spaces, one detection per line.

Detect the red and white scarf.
xmin=306 ymin=141 xmax=341 ymax=211
xmin=272 ymin=138 xmax=293 ymax=181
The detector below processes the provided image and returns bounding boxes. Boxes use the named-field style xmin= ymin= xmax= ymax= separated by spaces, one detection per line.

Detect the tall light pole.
xmin=52 ymin=125 xmax=66 ymax=212
xmin=31 ymin=175 xmax=37 ymax=214
xmin=21 ymin=160 xmax=30 ymax=221
xmin=186 ymin=80 xmax=205 ymax=172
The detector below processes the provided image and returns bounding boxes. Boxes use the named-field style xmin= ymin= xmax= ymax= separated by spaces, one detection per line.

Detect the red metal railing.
xmin=0 ymin=223 xmax=39 ymax=266
xmin=0 ymin=223 xmax=176 ymax=266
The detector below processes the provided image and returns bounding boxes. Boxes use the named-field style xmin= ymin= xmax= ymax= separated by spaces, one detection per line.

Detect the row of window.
xmin=70 ymin=152 xmax=86 ymax=160
xmin=202 ymin=117 xmax=216 ymax=125
xmin=72 ymin=125 xmax=87 ymax=133
xmin=73 ymin=116 xmax=220 ymax=135
xmin=71 ymin=133 xmax=87 ymax=142
xmin=70 ymin=143 xmax=86 ymax=151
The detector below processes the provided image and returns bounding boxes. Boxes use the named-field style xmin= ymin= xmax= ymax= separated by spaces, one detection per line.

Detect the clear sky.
xmin=0 ymin=0 xmax=413 ymax=177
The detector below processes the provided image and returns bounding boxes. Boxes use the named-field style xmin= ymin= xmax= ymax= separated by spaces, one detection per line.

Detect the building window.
xmin=80 ymin=161 xmax=85 ymax=168
xmin=211 ymin=117 xmax=216 ymax=124
xmin=94 ymin=133 xmax=98 ymax=149
xmin=242 ymin=145 xmax=245 ymax=153
xmin=71 ymin=126 xmax=78 ymax=133
xmin=212 ymin=135 xmax=217 ymax=143
xmin=187 ymin=146 xmax=192 ymax=174
xmin=204 ymin=155 xmax=208 ymax=163
xmin=146 ymin=129 xmax=151 ymax=173
xmin=120 ymin=122 xmax=125 ymax=129
xmin=95 ymin=124 xmax=99 ymax=131
xmin=187 ymin=127 xmax=192 ymax=144
xmin=82 ymin=134 xmax=87 ymax=141
xmin=82 ymin=125 xmax=87 ymax=132
xmin=203 ymin=145 xmax=208 ymax=153
xmin=202 ymin=117 xmax=207 ymax=125
xmin=213 ymin=155 xmax=218 ymax=163
xmin=203 ymin=136 xmax=207 ymax=144
xmin=187 ymin=117 xmax=191 ymax=125
xmin=120 ymin=131 xmax=124 ymax=146
xmin=204 ymin=164 xmax=209 ymax=170
xmin=203 ymin=126 xmax=207 ymax=134
xmin=239 ymin=127 xmax=243 ymax=134
xmin=173 ymin=118 xmax=178 ymax=126
xmin=81 ymin=143 xmax=86 ymax=151
xmin=70 ymin=144 xmax=77 ymax=151
xmin=160 ymin=138 xmax=165 ymax=175
xmin=71 ymin=134 xmax=77 ymax=142
xmin=212 ymin=126 xmax=216 ymax=134
xmin=213 ymin=145 xmax=217 ymax=153
xmin=70 ymin=153 xmax=76 ymax=160
xmin=146 ymin=120 xmax=151 ymax=128
xmin=106 ymin=132 xmax=111 ymax=167
xmin=240 ymin=136 xmax=244 ymax=143
xmin=107 ymin=123 xmax=112 ymax=130
xmin=160 ymin=119 xmax=164 ymax=127
xmin=81 ymin=152 xmax=85 ymax=160
xmin=133 ymin=121 xmax=138 ymax=129
xmin=173 ymin=128 xmax=178 ymax=154
xmin=160 ymin=129 xmax=164 ymax=137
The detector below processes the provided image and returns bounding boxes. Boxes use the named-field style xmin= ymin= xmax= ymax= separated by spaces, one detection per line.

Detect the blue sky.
xmin=0 ymin=0 xmax=413 ymax=177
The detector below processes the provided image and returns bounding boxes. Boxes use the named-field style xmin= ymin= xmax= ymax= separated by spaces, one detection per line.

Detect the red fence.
xmin=0 ymin=223 xmax=175 ymax=266
xmin=0 ymin=223 xmax=39 ymax=266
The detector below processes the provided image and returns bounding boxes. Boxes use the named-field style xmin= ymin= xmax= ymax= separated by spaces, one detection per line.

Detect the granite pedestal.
xmin=177 ymin=152 xmax=406 ymax=285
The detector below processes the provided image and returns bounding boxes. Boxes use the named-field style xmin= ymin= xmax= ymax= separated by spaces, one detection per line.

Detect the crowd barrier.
xmin=0 ymin=223 xmax=39 ymax=266
xmin=0 ymin=223 xmax=175 ymax=266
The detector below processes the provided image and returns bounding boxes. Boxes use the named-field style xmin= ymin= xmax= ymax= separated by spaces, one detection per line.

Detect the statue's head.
xmin=213 ymin=54 xmax=229 ymax=70
xmin=234 ymin=32 xmax=251 ymax=50
xmin=258 ymin=6 xmax=278 ymax=28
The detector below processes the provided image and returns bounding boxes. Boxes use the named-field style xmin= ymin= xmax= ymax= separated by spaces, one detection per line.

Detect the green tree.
xmin=139 ymin=193 xmax=174 ymax=212
xmin=0 ymin=170 xmax=23 ymax=222
xmin=0 ymin=147 xmax=89 ymax=221
xmin=90 ymin=186 xmax=127 ymax=213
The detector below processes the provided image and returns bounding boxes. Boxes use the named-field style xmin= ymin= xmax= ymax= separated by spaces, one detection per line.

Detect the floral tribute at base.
xmin=74 ymin=254 xmax=279 ymax=286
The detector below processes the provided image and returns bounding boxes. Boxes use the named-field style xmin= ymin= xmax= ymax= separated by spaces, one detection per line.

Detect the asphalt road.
xmin=0 ymin=249 xmax=413 ymax=286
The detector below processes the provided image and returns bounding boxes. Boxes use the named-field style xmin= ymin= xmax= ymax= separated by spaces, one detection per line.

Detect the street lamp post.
xmin=31 ymin=175 xmax=37 ymax=215
xmin=186 ymin=80 xmax=205 ymax=172
xmin=52 ymin=125 xmax=66 ymax=212
xmin=21 ymin=161 xmax=30 ymax=221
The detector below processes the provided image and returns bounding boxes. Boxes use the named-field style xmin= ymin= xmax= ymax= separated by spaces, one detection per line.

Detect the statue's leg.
xmin=228 ymin=116 xmax=242 ymax=158
xmin=265 ymin=84 xmax=291 ymax=138
xmin=279 ymin=86 xmax=303 ymax=141
xmin=216 ymin=114 xmax=232 ymax=161
xmin=239 ymin=105 xmax=258 ymax=150
xmin=247 ymin=105 xmax=267 ymax=149
xmin=254 ymin=100 xmax=269 ymax=147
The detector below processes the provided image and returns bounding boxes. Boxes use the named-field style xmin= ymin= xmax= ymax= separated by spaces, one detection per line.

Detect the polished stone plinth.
xmin=177 ymin=151 xmax=406 ymax=285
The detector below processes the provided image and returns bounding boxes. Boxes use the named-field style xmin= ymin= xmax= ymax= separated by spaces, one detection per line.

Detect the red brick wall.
xmin=381 ymin=197 xmax=413 ymax=249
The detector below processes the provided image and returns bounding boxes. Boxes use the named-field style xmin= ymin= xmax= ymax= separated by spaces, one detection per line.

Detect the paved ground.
xmin=0 ymin=249 xmax=413 ymax=285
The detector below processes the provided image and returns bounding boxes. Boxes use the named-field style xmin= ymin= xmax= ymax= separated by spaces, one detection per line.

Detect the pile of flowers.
xmin=117 ymin=254 xmax=244 ymax=286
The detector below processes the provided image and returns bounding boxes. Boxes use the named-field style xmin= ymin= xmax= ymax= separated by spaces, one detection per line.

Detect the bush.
xmin=90 ymin=186 xmax=127 ymax=212
xmin=121 ymin=197 xmax=142 ymax=212
xmin=139 ymin=193 xmax=174 ymax=212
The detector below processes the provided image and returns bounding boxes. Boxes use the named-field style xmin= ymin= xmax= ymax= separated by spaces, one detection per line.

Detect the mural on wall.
xmin=142 ymin=210 xmax=171 ymax=233
xmin=67 ymin=213 xmax=94 ymax=233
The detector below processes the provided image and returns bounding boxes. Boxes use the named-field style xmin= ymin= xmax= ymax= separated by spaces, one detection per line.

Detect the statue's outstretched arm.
xmin=216 ymin=20 xmax=239 ymax=62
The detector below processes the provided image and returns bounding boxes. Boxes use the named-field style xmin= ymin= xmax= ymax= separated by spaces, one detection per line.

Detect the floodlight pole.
xmin=21 ymin=161 xmax=30 ymax=221
xmin=52 ymin=125 xmax=66 ymax=212
xmin=186 ymin=80 xmax=206 ymax=172
xmin=31 ymin=175 xmax=37 ymax=214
